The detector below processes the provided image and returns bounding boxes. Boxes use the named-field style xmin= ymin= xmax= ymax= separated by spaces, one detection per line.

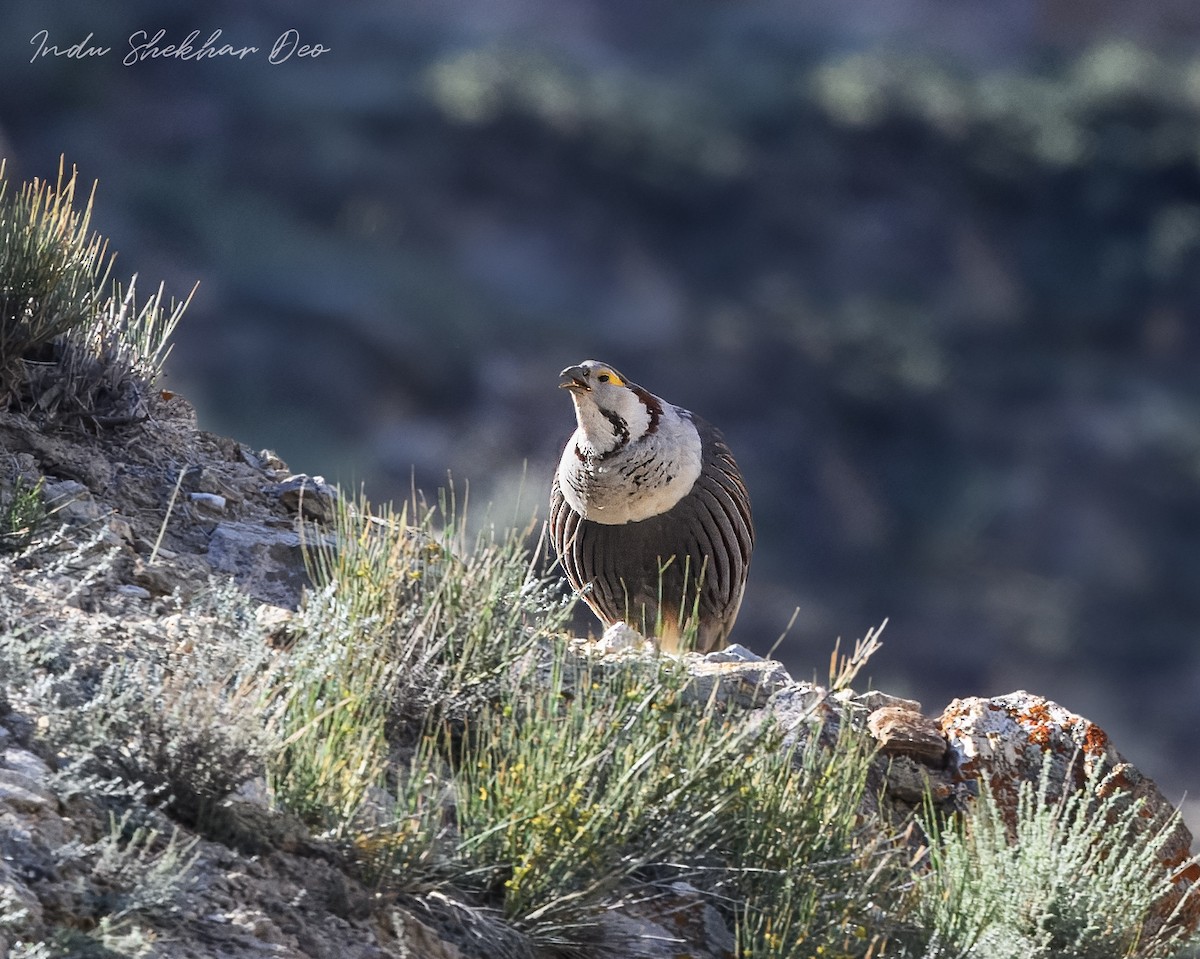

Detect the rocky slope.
xmin=0 ymin=396 xmax=1196 ymax=956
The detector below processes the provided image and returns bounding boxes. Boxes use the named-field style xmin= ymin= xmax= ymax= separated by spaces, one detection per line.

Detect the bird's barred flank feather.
xmin=550 ymin=360 xmax=753 ymax=653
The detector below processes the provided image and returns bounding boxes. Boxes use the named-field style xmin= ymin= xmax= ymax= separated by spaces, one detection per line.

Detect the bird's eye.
xmin=597 ymin=373 xmax=610 ymax=383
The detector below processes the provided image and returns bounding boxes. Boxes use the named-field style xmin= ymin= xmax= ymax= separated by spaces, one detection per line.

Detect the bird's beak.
xmin=559 ymin=366 xmax=589 ymax=392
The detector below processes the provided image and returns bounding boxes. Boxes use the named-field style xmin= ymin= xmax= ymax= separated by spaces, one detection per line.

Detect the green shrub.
xmin=272 ymin=487 xmax=574 ymax=830
xmin=274 ymin=487 xmax=905 ymax=955
xmin=449 ymin=658 xmax=748 ymax=941
xmin=347 ymin=643 xmax=900 ymax=956
xmin=0 ymin=158 xmax=190 ymax=422
xmin=0 ymin=158 xmax=110 ymax=381
xmin=45 ymin=808 xmax=199 ymax=957
xmin=913 ymin=755 xmax=1199 ymax=959
xmin=0 ymin=477 xmax=47 ymax=553
xmin=13 ymin=579 xmax=275 ymax=827
xmin=727 ymin=725 xmax=894 ymax=958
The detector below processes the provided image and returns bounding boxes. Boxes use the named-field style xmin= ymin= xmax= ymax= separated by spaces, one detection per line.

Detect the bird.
xmin=549 ymin=359 xmax=754 ymax=653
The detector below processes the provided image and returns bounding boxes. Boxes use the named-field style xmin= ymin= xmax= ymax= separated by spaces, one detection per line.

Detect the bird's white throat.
xmin=566 ymin=387 xmax=652 ymax=456
xmin=557 ymin=402 xmax=703 ymax=524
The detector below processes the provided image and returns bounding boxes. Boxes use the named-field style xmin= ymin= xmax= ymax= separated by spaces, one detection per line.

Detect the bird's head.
xmin=559 ymin=359 xmax=661 ymax=456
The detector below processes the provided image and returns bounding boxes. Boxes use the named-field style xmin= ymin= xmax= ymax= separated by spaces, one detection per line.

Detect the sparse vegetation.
xmin=68 ymin=809 xmax=201 ymax=943
xmin=0 ymin=159 xmax=1196 ymax=957
xmin=43 ymin=274 xmax=191 ymax=427
xmin=45 ymin=585 xmax=277 ymax=826
xmin=275 ymin=489 xmax=903 ymax=955
xmin=3 ymin=475 xmax=1199 ymax=956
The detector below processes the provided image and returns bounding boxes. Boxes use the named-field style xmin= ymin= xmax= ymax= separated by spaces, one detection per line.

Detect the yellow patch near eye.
xmin=597 ymin=369 xmax=624 ymax=387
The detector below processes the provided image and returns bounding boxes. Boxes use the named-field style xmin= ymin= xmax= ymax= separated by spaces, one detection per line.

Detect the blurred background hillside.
xmin=2 ymin=0 xmax=1198 ymax=825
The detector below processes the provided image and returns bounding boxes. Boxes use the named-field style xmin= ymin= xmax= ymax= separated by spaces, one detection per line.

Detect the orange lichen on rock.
xmin=1082 ymin=721 xmax=1110 ymax=754
xmin=937 ymin=690 xmax=1199 ymax=938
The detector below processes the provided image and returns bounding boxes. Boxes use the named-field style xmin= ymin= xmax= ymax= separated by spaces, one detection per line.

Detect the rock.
xmin=596 ymin=881 xmax=734 ymax=958
xmin=878 ymin=754 xmax=954 ymax=804
xmin=189 ymin=491 xmax=229 ymax=513
xmin=940 ymin=691 xmax=1198 ymax=935
xmin=0 ymin=857 xmax=44 ymax=938
xmin=131 ymin=556 xmax=192 ymax=596
xmin=943 ymin=691 xmax=1127 ymax=795
xmin=2 ymin=749 xmax=52 ymax=781
xmin=836 ymin=689 xmax=923 ymax=715
xmin=0 ymin=749 xmax=56 ymax=815
xmin=255 ymin=603 xmax=297 ymax=648
xmin=685 ymin=651 xmax=795 ymax=708
xmin=265 ymin=474 xmax=338 ymax=523
xmin=705 ymin=642 xmax=764 ymax=663
xmin=241 ymin=447 xmax=289 ymax=475
xmin=867 ymin=704 xmax=948 ymax=764
xmin=8 ymin=453 xmax=40 ymax=487
xmin=103 ymin=515 xmax=136 ymax=548
xmin=0 ymin=712 xmax=34 ymax=751
xmin=182 ymin=465 xmax=243 ymax=505
xmin=42 ymin=479 xmax=103 ymax=525
xmin=594 ymin=621 xmax=646 ymax=653
xmin=0 ymin=771 xmax=56 ymax=814
xmin=751 ymin=676 xmax=831 ymax=735
xmin=391 ymin=907 xmax=471 ymax=959
xmin=206 ymin=521 xmax=313 ymax=608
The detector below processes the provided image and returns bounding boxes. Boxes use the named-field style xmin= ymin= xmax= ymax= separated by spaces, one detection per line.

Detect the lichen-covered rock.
xmin=940 ymin=691 xmax=1199 ymax=935
xmin=593 ymin=620 xmax=645 ymax=653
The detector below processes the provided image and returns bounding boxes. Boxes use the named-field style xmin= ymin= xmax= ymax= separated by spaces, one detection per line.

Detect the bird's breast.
xmin=557 ymin=422 xmax=703 ymax=525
